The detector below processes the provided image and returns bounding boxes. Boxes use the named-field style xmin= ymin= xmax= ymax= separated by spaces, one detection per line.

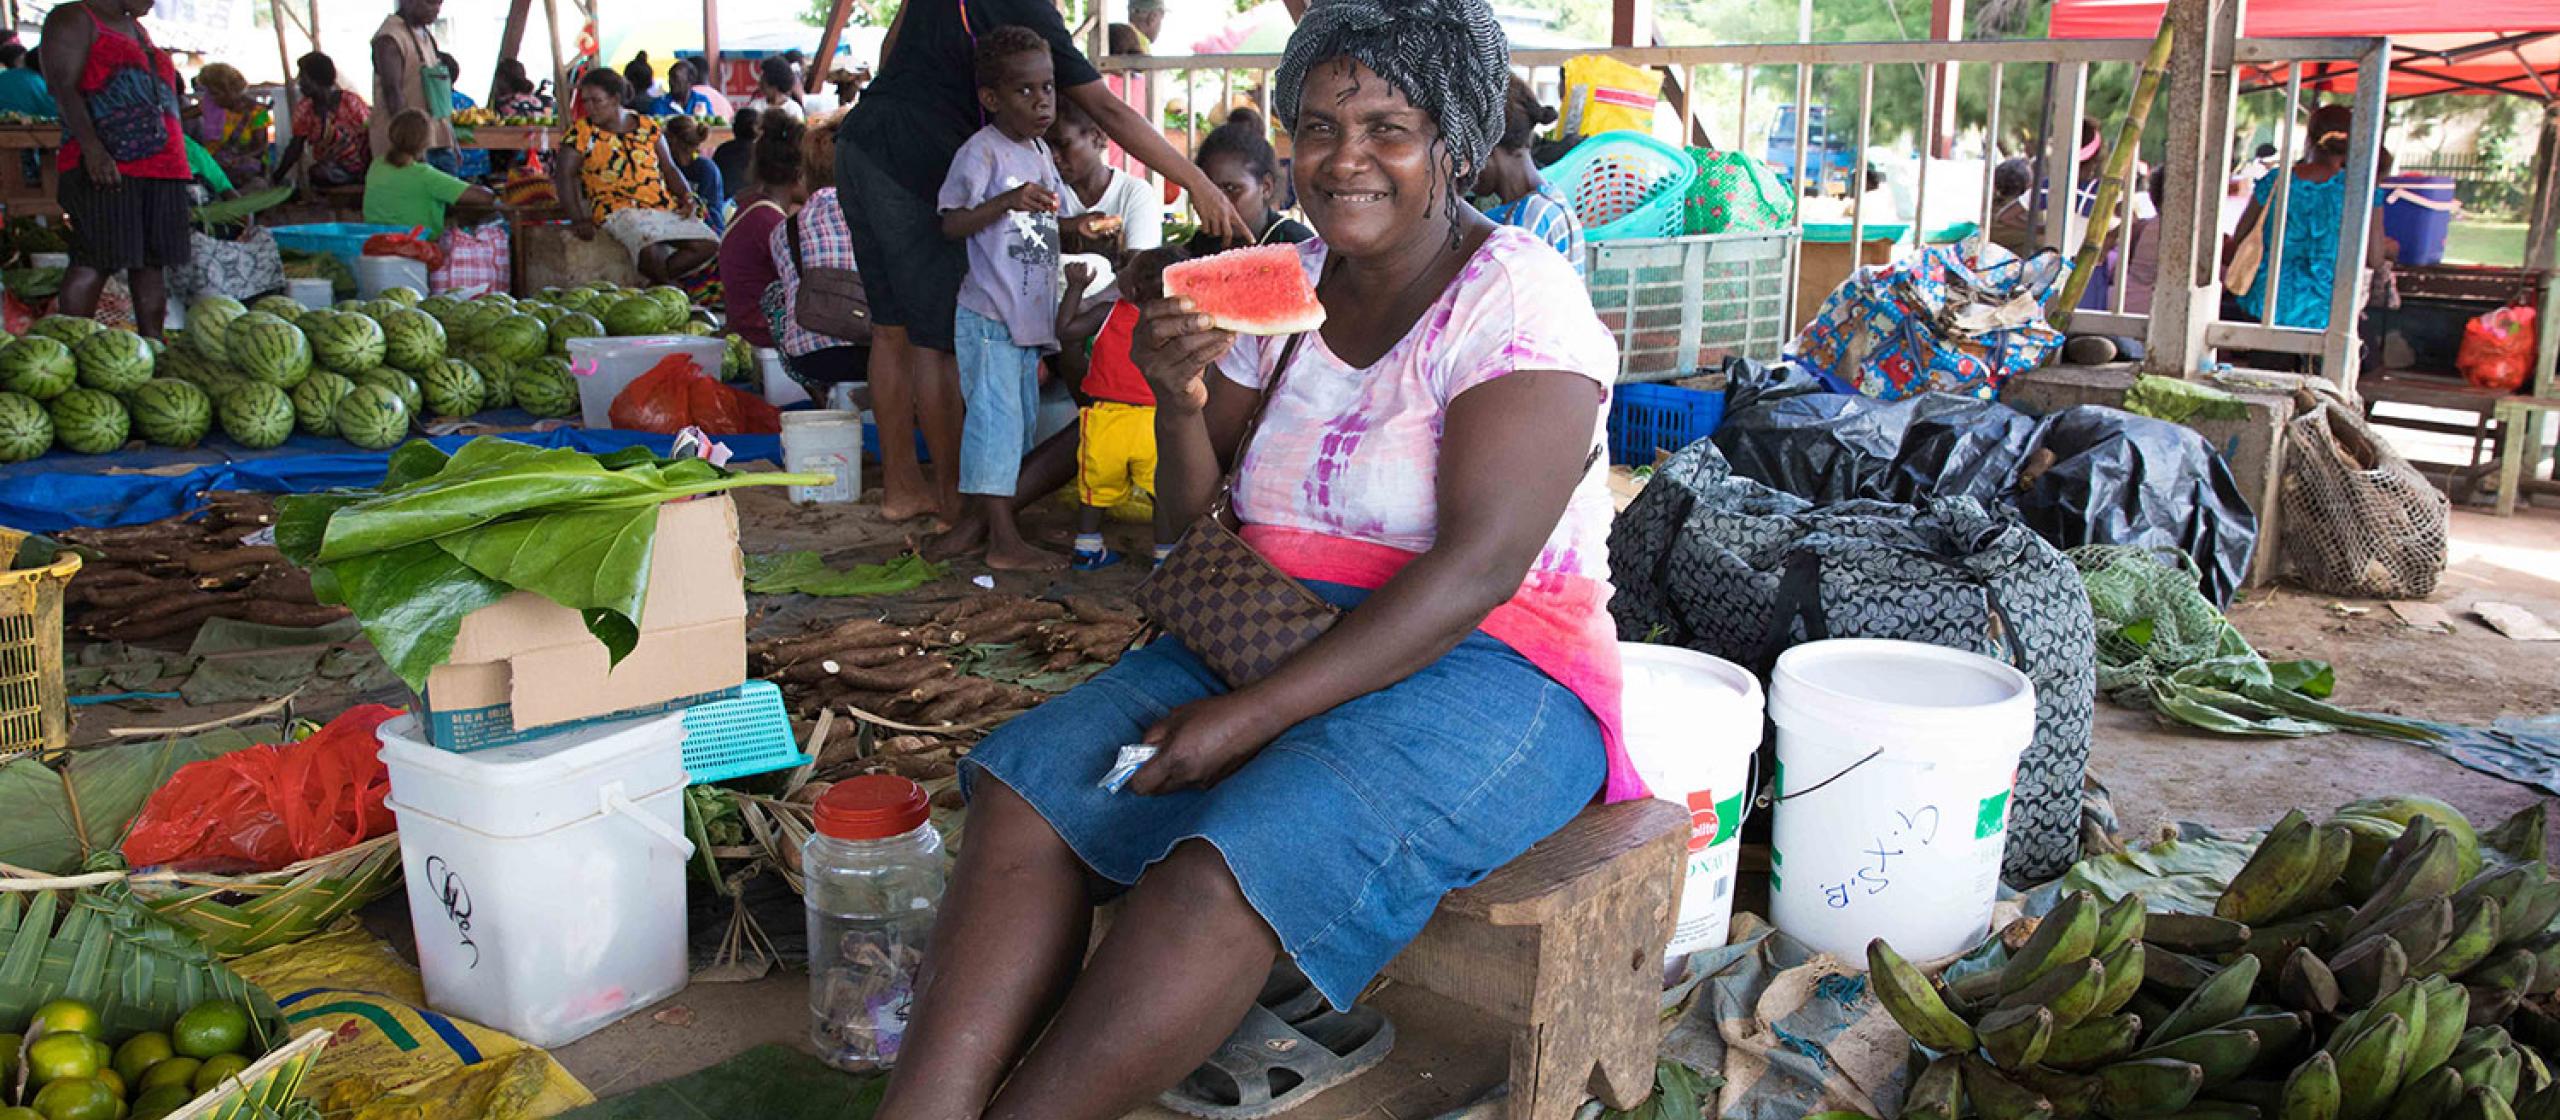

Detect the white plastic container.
xmin=782 ymin=409 xmax=863 ymax=504
xmin=804 ymin=776 xmax=947 ymax=1071
xmin=566 ymin=335 xmax=729 ymax=430
xmin=379 ymin=712 xmax=695 ymax=1048
xmin=1766 ymin=639 xmax=2035 ymax=964
xmin=759 ymin=348 xmax=812 ymax=408
xmin=1618 ymin=643 xmax=1764 ymax=967
xmin=286 ymin=277 xmax=335 ymax=311
xmin=355 ymin=255 xmax=431 ymax=300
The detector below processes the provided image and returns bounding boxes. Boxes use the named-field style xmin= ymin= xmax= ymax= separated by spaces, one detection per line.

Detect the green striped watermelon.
xmin=126 ymin=378 xmax=214 ymax=448
xmin=73 ymin=329 xmax=155 ymax=393
xmin=722 ymin=335 xmax=754 ymax=383
xmin=0 ymin=391 xmax=51 ymax=462
xmin=218 ymin=382 xmax=296 ymax=449
xmin=335 ymin=383 xmax=411 ymax=449
xmin=419 ymin=295 xmax=463 ymax=323
xmin=362 ymin=299 xmax=406 ymax=322
xmin=549 ymin=311 xmax=606 ymax=356
xmin=423 ymin=359 xmax=487 ymax=418
xmin=251 ymin=295 xmax=307 ymax=322
xmin=379 ymin=286 xmax=424 ymax=305
xmin=187 ymin=297 xmax=250 ymax=363
xmin=310 ymin=311 xmax=389 ymax=374
xmin=480 ymin=313 xmax=549 ymax=363
xmin=291 ymin=370 xmax=356 ymax=436
xmin=603 ymin=297 xmax=665 ymax=337
xmin=49 ymin=387 xmax=129 ymax=453
xmin=357 ymin=368 xmax=424 ymax=417
xmin=477 ymin=359 xmax=517 ymax=411
xmin=511 ymin=356 xmax=580 ymax=418
xmin=380 ymin=309 xmax=447 ymax=372
xmin=231 ymin=313 xmax=314 ymax=387
xmin=29 ymin=314 xmax=103 ymax=348
xmin=0 ymin=337 xmax=77 ymax=400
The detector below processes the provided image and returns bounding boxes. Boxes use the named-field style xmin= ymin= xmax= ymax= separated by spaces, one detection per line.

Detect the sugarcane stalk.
xmin=2051 ymin=17 xmax=2177 ymax=332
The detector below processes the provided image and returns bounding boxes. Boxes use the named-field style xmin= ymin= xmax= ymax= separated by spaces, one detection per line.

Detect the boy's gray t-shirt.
xmin=939 ymin=125 xmax=1085 ymax=352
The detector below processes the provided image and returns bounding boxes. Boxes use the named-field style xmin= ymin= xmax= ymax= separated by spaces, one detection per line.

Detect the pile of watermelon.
xmin=0 ymin=282 xmax=751 ymax=462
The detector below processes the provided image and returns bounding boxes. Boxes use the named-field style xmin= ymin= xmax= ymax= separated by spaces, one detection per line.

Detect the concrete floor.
xmin=524 ymin=495 xmax=2560 ymax=1118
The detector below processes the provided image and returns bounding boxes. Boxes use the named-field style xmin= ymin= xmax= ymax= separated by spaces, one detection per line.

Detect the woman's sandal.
xmin=1156 ymin=967 xmax=1397 ymax=1120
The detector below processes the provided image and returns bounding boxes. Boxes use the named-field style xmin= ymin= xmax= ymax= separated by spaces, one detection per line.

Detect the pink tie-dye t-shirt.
xmin=1215 ymin=226 xmax=1621 ymax=583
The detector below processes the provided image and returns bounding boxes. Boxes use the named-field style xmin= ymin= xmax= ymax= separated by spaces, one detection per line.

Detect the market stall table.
xmin=0 ymin=122 xmax=63 ymax=220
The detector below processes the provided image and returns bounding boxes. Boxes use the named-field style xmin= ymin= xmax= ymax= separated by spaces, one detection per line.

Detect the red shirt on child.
xmin=1082 ymin=302 xmax=1156 ymax=407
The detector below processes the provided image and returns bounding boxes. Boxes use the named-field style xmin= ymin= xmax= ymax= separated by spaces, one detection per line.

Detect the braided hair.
xmin=1273 ymin=0 xmax=1511 ymax=247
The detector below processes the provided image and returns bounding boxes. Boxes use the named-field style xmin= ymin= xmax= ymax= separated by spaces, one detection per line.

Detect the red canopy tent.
xmin=2051 ymin=0 xmax=2560 ymax=97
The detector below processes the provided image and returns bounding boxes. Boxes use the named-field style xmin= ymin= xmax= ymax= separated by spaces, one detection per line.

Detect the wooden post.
xmin=1927 ymin=0 xmax=1963 ymax=159
xmin=494 ymin=0 xmax=534 ymax=103
xmin=306 ymin=0 xmax=319 ymax=51
xmin=1611 ymin=0 xmax=1652 ymax=48
xmin=700 ymin=0 xmax=719 ymax=93
xmin=543 ymin=0 xmax=567 ymax=114
xmin=2143 ymin=0 xmax=2246 ymax=377
xmin=813 ymin=0 xmax=854 ymax=80
xmin=270 ymin=0 xmax=295 ymax=106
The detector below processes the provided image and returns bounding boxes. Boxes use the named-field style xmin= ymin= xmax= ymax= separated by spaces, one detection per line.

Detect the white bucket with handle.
xmin=1617 ymin=643 xmax=1763 ymax=968
xmin=781 ymin=409 xmax=863 ymax=504
xmin=1766 ymin=639 xmax=2035 ymax=964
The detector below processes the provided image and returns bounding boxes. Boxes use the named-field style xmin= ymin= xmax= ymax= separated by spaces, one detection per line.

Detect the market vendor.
xmin=370 ymin=0 xmax=456 ymax=174
xmin=42 ymin=0 xmax=194 ymax=339
xmin=186 ymin=62 xmax=269 ymax=188
xmin=0 ymin=45 xmax=58 ymax=118
xmin=365 ymin=108 xmax=495 ymax=239
xmin=277 ymin=52 xmax=370 ymax=187
xmin=557 ymin=69 xmax=719 ymax=284
xmin=876 ymin=3 xmax=1633 ymax=1118
xmin=668 ymin=59 xmax=731 ymax=120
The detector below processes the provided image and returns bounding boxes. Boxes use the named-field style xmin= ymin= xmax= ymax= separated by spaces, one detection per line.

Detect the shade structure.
xmin=2050 ymin=0 xmax=2560 ymax=97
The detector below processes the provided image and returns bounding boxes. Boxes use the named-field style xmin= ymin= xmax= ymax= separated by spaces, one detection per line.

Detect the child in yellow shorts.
xmin=1057 ymin=247 xmax=1184 ymax=570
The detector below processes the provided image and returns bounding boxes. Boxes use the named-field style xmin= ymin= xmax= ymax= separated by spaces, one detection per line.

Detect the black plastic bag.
xmin=1887 ymin=397 xmax=2046 ymax=506
xmin=2015 ymin=407 xmax=2259 ymax=607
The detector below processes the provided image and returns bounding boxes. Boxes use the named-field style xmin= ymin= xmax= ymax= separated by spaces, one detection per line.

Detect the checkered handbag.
xmin=1131 ymin=333 xmax=1341 ymax=688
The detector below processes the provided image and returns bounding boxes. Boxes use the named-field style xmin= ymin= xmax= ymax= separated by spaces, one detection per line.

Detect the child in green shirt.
xmin=364 ymin=109 xmax=494 ymax=239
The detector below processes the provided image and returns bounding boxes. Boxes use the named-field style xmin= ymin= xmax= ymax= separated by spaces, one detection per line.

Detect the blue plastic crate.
xmin=1608 ymin=382 xmax=1725 ymax=466
xmin=269 ymin=223 xmax=408 ymax=271
xmin=680 ymin=679 xmax=806 ymax=784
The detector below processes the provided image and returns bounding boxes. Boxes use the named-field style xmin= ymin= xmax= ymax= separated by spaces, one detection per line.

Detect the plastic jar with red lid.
xmin=803 ymin=774 xmax=946 ymax=1071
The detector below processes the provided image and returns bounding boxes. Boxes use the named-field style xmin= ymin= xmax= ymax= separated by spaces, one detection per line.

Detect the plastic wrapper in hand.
xmin=610 ymin=352 xmax=784 ymax=435
xmin=2457 ymin=305 xmax=2535 ymax=392
xmin=121 ymin=703 xmax=401 ymax=873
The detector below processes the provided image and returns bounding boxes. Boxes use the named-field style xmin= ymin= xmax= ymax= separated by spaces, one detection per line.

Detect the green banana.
xmin=2308 ymin=824 xmax=2355 ymax=906
xmin=2164 ymin=1104 xmax=2266 ymax=1120
xmin=2099 ymin=1057 xmax=2208 ymax=1116
xmin=2529 ymin=934 xmax=2560 ymax=998
xmin=2282 ymin=947 xmax=2343 ymax=1016
xmin=2347 ymin=831 xmax=2462 ymax=942
xmin=1901 ymin=1054 xmax=1962 ymax=1120
xmin=2138 ymin=1028 xmax=2266 ymax=1088
xmin=2224 ymin=1010 xmax=2311 ymax=1070
xmin=2150 ymin=948 xmax=2225 ymax=993
xmin=2330 ymin=934 xmax=2410 ymax=1007
xmin=2520 ymin=1047 xmax=2551 ymax=1099
xmin=2047 ymin=1012 xmax=2147 ymax=1070
xmin=2093 ymin=940 xmax=2149 ymax=1017
xmin=2368 ymin=816 xmax=2441 ymax=894
xmin=2415 ymin=896 xmax=2506 ymax=979
xmin=2408 ymin=978 xmax=2475 ymax=1082
xmin=1979 ymin=1003 xmax=2057 ymax=1071
xmin=2222 ymin=814 xmax=2323 ymax=924
xmin=2151 ymin=912 xmax=2258 ymax=957
xmin=2466 ymin=947 xmax=2540 ymax=997
xmin=2484 ymin=1051 xmax=2525 ymax=1107
xmin=2338 ymin=814 xmax=2411 ymax=898
xmin=2521 ymin=1085 xmax=2560 ymax=1120
xmin=2368 ymin=981 xmax=2434 ymax=1079
xmin=2453 ymin=863 xmax=2536 ymax=914
xmin=2345 ymin=897 xmax=2456 ymax=968
xmin=2282 ymin=1051 xmax=2344 ymax=1120
xmin=1869 ymin=939 xmax=1978 ymax=1053
xmin=1965 ymin=1054 xmax=2060 ymax=1120
xmin=1997 ymin=957 xmax=2108 ymax=1028
xmin=2005 ymin=891 xmax=2102 ymax=996
xmin=2452 ymin=1046 xmax=2510 ymax=1094
xmin=2154 ymin=955 xmax=2263 ymax=1046
xmin=2382 ymin=1066 xmax=2467 ymax=1120
xmin=2097 ymin=893 xmax=2151 ymax=956
xmin=2332 ymin=1013 xmax=2412 ymax=1120
xmin=2500 ymin=879 xmax=2560 ymax=948
xmin=2450 ymin=1085 xmax=2522 ymax=1120
xmin=2213 ymin=1079 xmax=2289 ymax=1112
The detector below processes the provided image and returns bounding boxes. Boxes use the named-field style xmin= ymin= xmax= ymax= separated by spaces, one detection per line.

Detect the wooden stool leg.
xmin=1503 ymin=887 xmax=1678 ymax=1119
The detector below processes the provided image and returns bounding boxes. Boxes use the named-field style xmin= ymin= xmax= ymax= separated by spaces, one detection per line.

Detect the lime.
xmin=171 ymin=1001 xmax=249 ymax=1061
xmin=1 ymin=1031 xmax=19 ymax=1083
xmin=29 ymin=1077 xmax=118 ymax=1120
xmin=135 ymin=1056 xmax=199 ymax=1095
xmin=189 ymin=1052 xmax=249 ymax=1095
xmin=83 ymin=1039 xmax=110 ymax=1077
xmin=27 ymin=1000 xmax=102 ymax=1039
xmin=24 ymin=1033 xmax=100 ymax=1085
xmin=128 ymin=1087 xmax=189 ymax=1120
xmin=112 ymin=1033 xmax=172 ymax=1085
xmin=0 ymin=1107 xmax=40 ymax=1120
xmin=88 ymin=1067 xmax=122 ymax=1100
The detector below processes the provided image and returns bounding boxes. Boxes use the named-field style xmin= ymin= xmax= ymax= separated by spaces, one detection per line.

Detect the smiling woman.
xmin=871 ymin=3 xmax=1635 ymax=1120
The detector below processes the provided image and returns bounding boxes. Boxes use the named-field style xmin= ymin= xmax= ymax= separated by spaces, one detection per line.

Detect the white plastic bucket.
xmin=379 ymin=712 xmax=695 ymax=1048
xmin=759 ymin=348 xmax=811 ymax=408
xmin=566 ymin=335 xmax=729 ymax=430
xmin=286 ymin=278 xmax=335 ymax=311
xmin=1767 ymin=639 xmax=2035 ymax=964
xmin=354 ymin=255 xmax=431 ymax=300
xmin=782 ymin=409 xmax=864 ymax=504
xmin=1618 ymin=643 xmax=1764 ymax=965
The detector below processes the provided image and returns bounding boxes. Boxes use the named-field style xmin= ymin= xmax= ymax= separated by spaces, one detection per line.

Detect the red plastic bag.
xmin=608 ymin=352 xmax=782 ymax=435
xmin=362 ymin=228 xmax=445 ymax=270
xmin=2458 ymin=306 xmax=2536 ymax=392
xmin=122 ymin=704 xmax=403 ymax=873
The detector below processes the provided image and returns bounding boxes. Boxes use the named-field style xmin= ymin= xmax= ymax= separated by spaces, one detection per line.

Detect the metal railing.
xmin=1094 ymin=31 xmax=2392 ymax=387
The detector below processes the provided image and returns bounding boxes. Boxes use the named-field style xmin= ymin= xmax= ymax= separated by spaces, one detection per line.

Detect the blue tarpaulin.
xmin=0 ymin=422 xmax=785 ymax=532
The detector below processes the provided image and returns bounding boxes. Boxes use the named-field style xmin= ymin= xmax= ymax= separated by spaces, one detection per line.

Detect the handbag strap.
xmin=1208 ymin=331 xmax=1306 ymax=521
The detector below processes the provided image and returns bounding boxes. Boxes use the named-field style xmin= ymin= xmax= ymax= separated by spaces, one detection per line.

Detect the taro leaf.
xmin=743 ymin=551 xmax=941 ymax=597
xmin=316 ymin=442 xmax=726 ymax=563
xmin=2267 ymin=659 xmax=2337 ymax=699
xmin=191 ymin=184 xmax=296 ymax=228
xmin=383 ymin=440 xmax=455 ymax=489
xmin=273 ymin=491 xmax=363 ymax=568
xmin=435 ymin=503 xmax=661 ymax=670
xmin=329 ymin=542 xmax=510 ymax=691
xmin=0 ymin=727 xmax=268 ymax=875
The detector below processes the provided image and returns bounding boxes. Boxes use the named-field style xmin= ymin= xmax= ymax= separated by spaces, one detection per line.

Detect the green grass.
xmin=2439 ymin=220 xmax=2527 ymax=267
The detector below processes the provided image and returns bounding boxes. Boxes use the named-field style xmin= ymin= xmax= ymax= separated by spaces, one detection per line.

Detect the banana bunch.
xmin=453 ymin=107 xmax=501 ymax=128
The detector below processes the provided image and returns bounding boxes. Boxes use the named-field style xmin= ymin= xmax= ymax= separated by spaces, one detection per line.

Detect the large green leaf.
xmin=330 ymin=542 xmax=510 ymax=691
xmin=437 ymin=503 xmax=661 ymax=668
xmin=742 ymin=551 xmax=942 ymax=597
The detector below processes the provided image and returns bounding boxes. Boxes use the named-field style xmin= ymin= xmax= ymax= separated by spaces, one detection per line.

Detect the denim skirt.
xmin=961 ymin=582 xmax=1606 ymax=1010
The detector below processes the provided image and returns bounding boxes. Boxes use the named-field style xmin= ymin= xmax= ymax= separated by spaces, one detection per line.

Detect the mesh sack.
xmin=2279 ymin=398 xmax=2447 ymax=599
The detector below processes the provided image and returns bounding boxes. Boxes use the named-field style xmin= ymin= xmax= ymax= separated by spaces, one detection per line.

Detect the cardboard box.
xmin=421 ymin=495 xmax=748 ymax=752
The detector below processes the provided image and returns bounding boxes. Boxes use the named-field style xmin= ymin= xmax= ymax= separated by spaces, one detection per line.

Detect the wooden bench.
xmin=1382 ymin=797 xmax=1689 ymax=1120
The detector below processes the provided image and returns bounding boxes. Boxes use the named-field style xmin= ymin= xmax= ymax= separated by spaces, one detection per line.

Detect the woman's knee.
xmin=1140 ymin=839 xmax=1259 ymax=923
xmin=964 ymin=776 xmax=1081 ymax=870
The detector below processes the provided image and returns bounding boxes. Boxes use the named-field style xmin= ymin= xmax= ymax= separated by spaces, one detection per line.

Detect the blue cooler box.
xmin=2379 ymin=175 xmax=2456 ymax=266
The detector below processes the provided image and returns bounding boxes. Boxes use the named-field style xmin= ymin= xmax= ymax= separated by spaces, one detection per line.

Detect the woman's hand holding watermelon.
xmin=1131 ymin=296 xmax=1233 ymax=415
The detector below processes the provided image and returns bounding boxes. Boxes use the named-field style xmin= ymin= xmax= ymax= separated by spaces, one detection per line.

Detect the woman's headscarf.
xmin=1274 ymin=0 xmax=1511 ymax=226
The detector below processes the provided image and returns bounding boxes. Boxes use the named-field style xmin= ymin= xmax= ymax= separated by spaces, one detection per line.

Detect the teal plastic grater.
xmin=681 ymin=679 xmax=807 ymax=784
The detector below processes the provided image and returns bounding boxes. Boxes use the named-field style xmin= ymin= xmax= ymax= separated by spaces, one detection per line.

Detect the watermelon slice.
xmin=1163 ymin=244 xmax=1326 ymax=336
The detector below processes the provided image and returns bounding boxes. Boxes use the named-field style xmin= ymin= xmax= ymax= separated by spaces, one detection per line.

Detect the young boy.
xmin=933 ymin=26 xmax=1108 ymax=571
xmin=1057 ymin=247 xmax=1183 ymax=570
xmin=1047 ymin=95 xmax=1159 ymax=259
